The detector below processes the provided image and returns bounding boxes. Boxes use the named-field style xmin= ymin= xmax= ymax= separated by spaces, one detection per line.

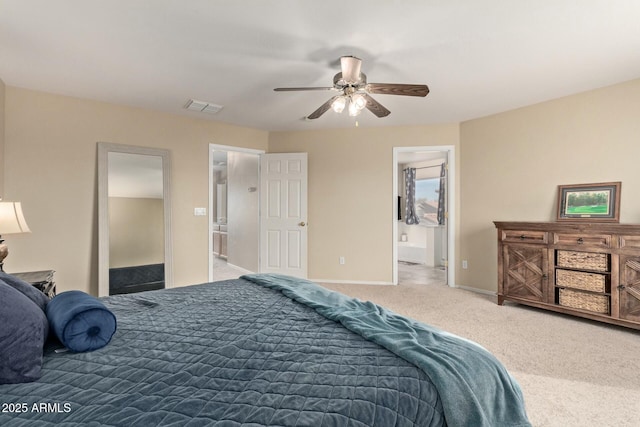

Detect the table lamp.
xmin=0 ymin=201 xmax=31 ymax=272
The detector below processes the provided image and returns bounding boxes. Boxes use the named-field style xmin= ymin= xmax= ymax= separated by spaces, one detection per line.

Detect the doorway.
xmin=208 ymin=144 xmax=264 ymax=282
xmin=393 ymin=146 xmax=455 ymax=287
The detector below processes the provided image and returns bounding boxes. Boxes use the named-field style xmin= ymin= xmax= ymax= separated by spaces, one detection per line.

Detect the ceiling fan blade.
xmin=274 ymin=87 xmax=334 ymax=92
xmin=340 ymin=56 xmax=362 ymax=84
xmin=367 ymin=83 xmax=430 ymax=97
xmin=363 ymin=94 xmax=391 ymax=118
xmin=307 ymin=95 xmax=340 ymax=120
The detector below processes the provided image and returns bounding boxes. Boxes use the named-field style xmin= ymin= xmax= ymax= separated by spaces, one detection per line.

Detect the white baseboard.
xmin=311 ymin=278 xmax=395 ymax=286
xmin=454 ymin=284 xmax=497 ymax=296
xmin=313 ymin=279 xmax=497 ymax=292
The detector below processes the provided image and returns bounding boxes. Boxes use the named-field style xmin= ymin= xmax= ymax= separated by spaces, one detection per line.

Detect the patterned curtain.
xmin=437 ymin=163 xmax=446 ymax=225
xmin=404 ymin=168 xmax=420 ymax=225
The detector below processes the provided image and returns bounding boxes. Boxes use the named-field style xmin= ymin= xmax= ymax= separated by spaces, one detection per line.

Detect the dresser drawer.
xmin=553 ymin=233 xmax=611 ymax=248
xmin=619 ymin=235 xmax=640 ymax=250
xmin=558 ymin=288 xmax=610 ymax=314
xmin=501 ymin=230 xmax=547 ymax=244
xmin=555 ymin=269 xmax=607 ymax=293
xmin=557 ymin=250 xmax=609 ymax=272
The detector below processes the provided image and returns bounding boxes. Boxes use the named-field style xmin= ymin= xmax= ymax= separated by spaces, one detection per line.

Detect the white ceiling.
xmin=2 ymin=1 xmax=639 ymax=132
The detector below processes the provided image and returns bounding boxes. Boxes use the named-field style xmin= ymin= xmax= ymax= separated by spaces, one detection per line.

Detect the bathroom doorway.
xmin=393 ymin=146 xmax=455 ymax=287
xmin=208 ymin=144 xmax=264 ymax=282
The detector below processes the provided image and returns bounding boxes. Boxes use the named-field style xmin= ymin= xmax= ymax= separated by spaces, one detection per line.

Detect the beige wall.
xmin=4 ymin=78 xmax=639 ymax=295
xmin=268 ymin=124 xmax=460 ymax=283
xmin=0 ymin=78 xmax=5 ymax=198
xmin=4 ymin=87 xmax=268 ymax=294
xmin=109 ymin=197 xmax=164 ymax=268
xmin=459 ymin=78 xmax=640 ymax=292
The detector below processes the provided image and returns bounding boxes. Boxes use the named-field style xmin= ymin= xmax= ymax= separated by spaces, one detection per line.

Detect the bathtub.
xmin=397 ymin=241 xmax=427 ymax=264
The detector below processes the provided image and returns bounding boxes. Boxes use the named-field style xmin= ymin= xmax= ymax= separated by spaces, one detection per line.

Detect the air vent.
xmin=184 ymin=99 xmax=224 ymax=114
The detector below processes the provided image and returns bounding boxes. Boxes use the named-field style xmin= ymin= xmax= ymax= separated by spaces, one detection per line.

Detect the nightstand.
xmin=12 ymin=270 xmax=56 ymax=299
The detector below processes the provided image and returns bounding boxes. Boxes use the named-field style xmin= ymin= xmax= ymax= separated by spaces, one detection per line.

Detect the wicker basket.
xmin=557 ymin=250 xmax=609 ymax=272
xmin=555 ymin=269 xmax=607 ymax=293
xmin=558 ymin=288 xmax=610 ymax=314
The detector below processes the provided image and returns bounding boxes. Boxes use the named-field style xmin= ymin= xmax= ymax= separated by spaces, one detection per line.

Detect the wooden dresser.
xmin=494 ymin=221 xmax=640 ymax=330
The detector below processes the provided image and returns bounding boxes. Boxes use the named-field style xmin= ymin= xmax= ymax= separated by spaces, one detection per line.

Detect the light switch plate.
xmin=194 ymin=207 xmax=207 ymax=216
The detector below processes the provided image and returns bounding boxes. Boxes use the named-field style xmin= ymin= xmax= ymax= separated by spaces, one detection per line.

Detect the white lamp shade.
xmin=0 ymin=202 xmax=31 ymax=234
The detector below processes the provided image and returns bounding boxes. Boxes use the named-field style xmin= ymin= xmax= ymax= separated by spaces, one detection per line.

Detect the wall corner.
xmin=0 ymin=77 xmax=5 ymax=198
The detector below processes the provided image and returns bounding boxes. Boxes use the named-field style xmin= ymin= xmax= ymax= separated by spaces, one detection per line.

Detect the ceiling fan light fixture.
xmin=331 ymin=96 xmax=346 ymax=113
xmin=348 ymin=100 xmax=362 ymax=117
xmin=351 ymin=93 xmax=367 ymax=111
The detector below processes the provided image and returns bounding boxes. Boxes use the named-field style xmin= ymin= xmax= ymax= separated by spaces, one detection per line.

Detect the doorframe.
xmin=392 ymin=146 xmax=456 ymax=287
xmin=208 ymin=143 xmax=265 ymax=282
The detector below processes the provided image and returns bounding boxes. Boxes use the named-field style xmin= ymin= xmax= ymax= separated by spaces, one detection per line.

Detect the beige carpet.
xmin=321 ymin=280 xmax=640 ymax=427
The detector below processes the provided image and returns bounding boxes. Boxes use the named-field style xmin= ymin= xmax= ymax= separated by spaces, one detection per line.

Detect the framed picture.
xmin=557 ymin=182 xmax=621 ymax=222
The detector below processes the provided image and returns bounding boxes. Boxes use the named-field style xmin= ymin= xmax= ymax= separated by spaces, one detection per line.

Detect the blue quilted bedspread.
xmin=242 ymin=274 xmax=531 ymax=427
xmin=0 ymin=278 xmax=446 ymax=426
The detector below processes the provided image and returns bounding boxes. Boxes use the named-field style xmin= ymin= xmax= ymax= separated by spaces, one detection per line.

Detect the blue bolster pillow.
xmin=46 ymin=291 xmax=117 ymax=353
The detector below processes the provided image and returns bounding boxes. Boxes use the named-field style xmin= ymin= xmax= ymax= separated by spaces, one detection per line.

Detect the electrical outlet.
xmin=462 ymin=260 xmax=468 ymax=269
xmin=339 ymin=256 xmax=345 ymax=265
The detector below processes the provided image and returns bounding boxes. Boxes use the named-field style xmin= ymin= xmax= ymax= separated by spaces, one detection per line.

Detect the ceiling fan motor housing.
xmin=340 ymin=56 xmax=363 ymax=84
xmin=333 ymin=72 xmax=367 ymax=92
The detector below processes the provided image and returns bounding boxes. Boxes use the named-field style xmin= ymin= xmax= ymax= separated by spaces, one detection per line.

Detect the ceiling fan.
xmin=274 ymin=56 xmax=429 ymax=120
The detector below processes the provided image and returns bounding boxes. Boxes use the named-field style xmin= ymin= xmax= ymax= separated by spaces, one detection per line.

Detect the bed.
xmin=0 ymin=274 xmax=531 ymax=426
xmin=109 ymin=263 xmax=165 ymax=295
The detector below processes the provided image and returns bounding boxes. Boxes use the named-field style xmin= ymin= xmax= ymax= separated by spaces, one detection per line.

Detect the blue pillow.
xmin=46 ymin=291 xmax=117 ymax=353
xmin=0 ymin=279 xmax=49 ymax=384
xmin=0 ymin=272 xmax=49 ymax=311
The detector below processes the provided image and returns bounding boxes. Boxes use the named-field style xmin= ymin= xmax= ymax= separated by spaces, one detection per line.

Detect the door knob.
xmin=298 ymin=221 xmax=306 ymax=227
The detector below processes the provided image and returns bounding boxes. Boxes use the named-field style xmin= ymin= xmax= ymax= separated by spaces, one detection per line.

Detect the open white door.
xmin=260 ymin=153 xmax=308 ymax=278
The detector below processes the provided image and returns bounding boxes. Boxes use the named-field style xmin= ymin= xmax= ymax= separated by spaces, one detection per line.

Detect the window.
xmin=415 ymin=178 xmax=440 ymax=225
